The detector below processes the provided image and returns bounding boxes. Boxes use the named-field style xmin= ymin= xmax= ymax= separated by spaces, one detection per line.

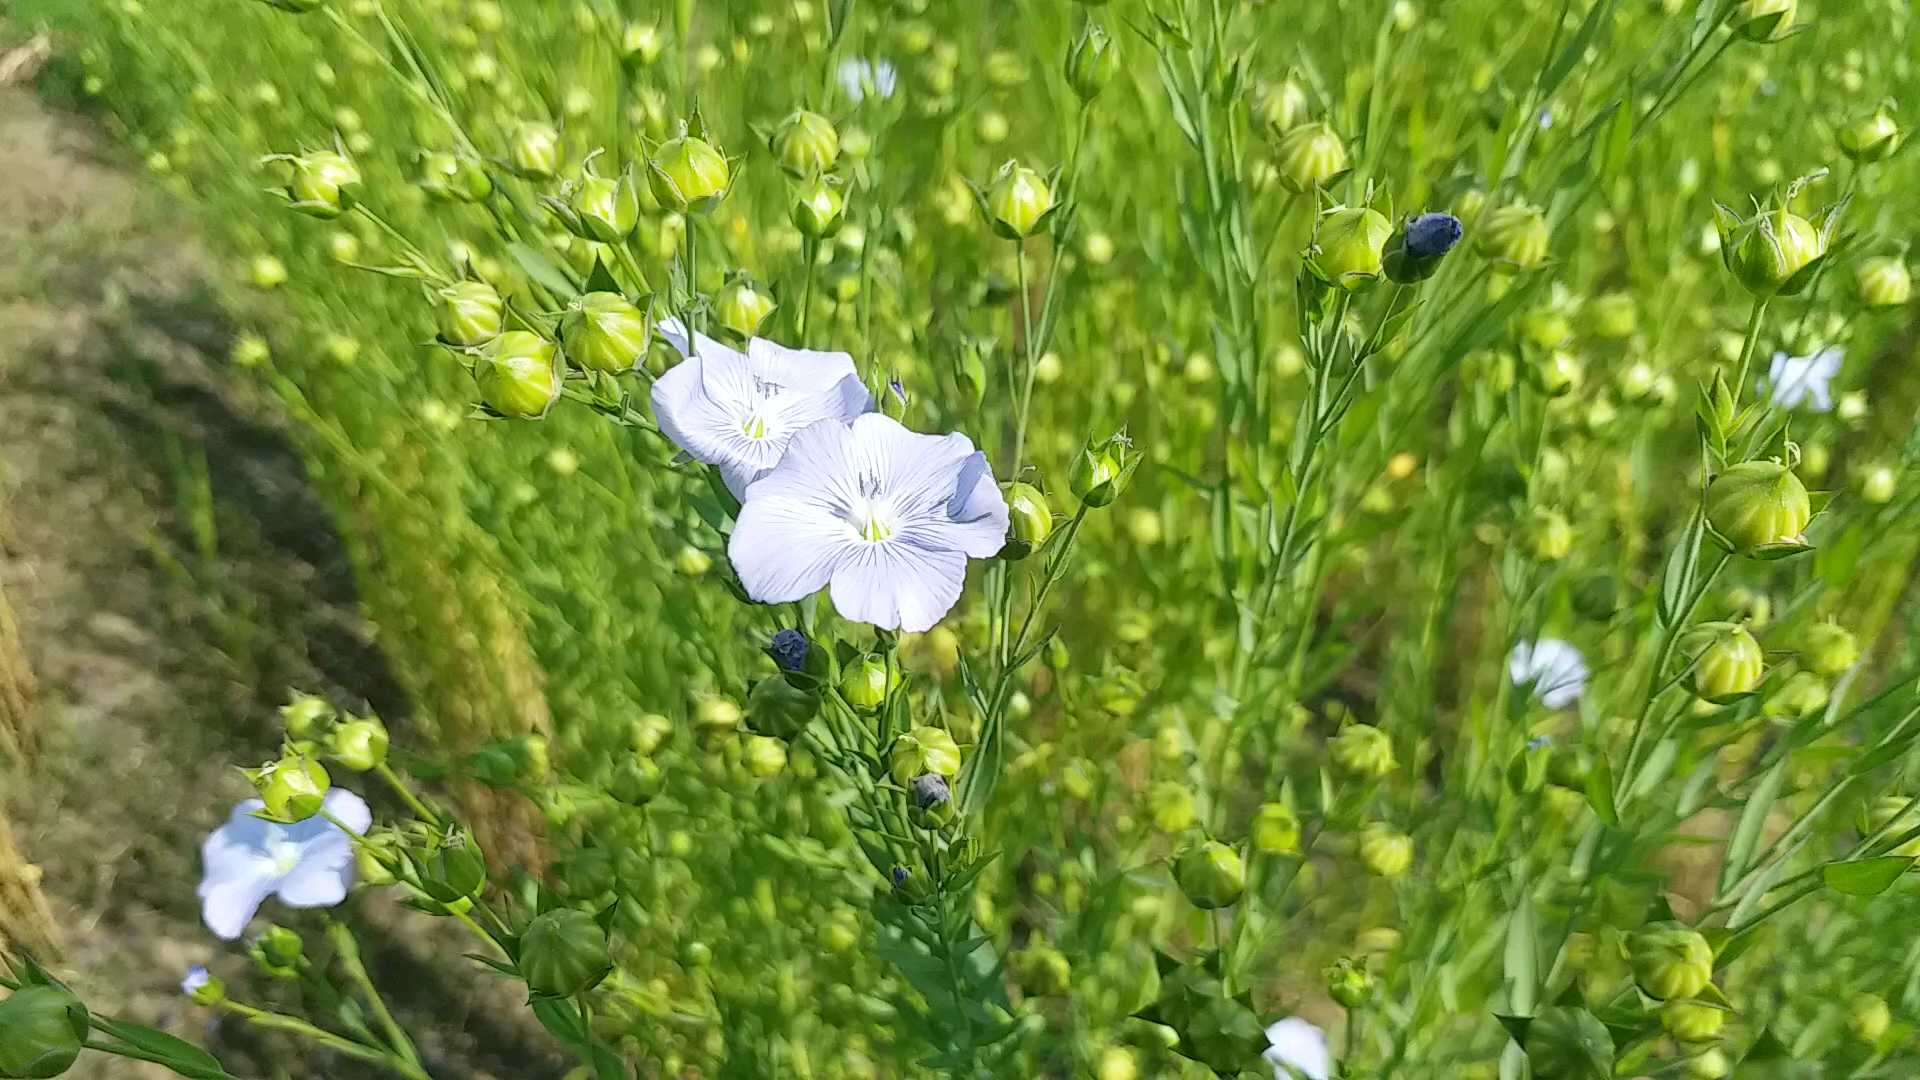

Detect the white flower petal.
xmin=1265 ymin=1017 xmax=1331 ymax=1080
xmin=830 ymin=543 xmax=966 ymax=633
xmin=657 ymin=318 xmax=746 ymax=365
xmin=321 ymin=788 xmax=372 ymax=834
xmin=1510 ymin=638 xmax=1587 ymax=708
xmin=200 ymin=873 xmax=276 ymax=940
xmin=746 ymin=337 xmax=864 ymax=395
xmin=731 ymin=493 xmax=855 ymax=602
xmin=274 ymin=837 xmax=355 ymax=908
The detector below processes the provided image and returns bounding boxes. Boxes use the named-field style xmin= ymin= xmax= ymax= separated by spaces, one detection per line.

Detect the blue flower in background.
xmin=197 ymin=788 xmax=370 ymax=940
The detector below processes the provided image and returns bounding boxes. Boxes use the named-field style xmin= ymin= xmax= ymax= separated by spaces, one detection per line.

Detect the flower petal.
xmin=657 ymin=318 xmax=746 ymax=365
xmin=829 ymin=542 xmax=966 ymax=633
xmin=1264 ymin=1017 xmax=1331 ymax=1080
xmin=200 ymin=873 xmax=276 ymax=940
xmin=746 ymin=337 xmax=866 ymax=396
xmin=730 ymin=494 xmax=853 ymax=603
xmin=274 ymin=837 xmax=356 ymax=909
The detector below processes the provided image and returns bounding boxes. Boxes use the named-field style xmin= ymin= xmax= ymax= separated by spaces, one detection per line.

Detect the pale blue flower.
xmin=180 ymin=965 xmax=210 ymax=997
xmin=197 ymin=788 xmax=370 ymax=940
xmin=1509 ymin=638 xmax=1588 ymax=709
xmin=1265 ymin=1017 xmax=1331 ymax=1080
xmin=838 ymin=58 xmax=898 ymax=102
xmin=652 ymin=321 xmax=873 ymax=496
xmin=1767 ymin=345 xmax=1842 ymax=412
xmin=728 ymin=413 xmax=1009 ymax=633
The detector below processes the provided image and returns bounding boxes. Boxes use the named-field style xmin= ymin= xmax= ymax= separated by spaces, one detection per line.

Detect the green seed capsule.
xmin=714 ymin=279 xmax=777 ymax=339
xmin=0 ymin=987 xmax=88 ymax=1080
xmin=1705 ymin=461 xmax=1811 ymax=554
xmin=510 ymin=121 xmax=561 ymax=179
xmin=1858 ymin=256 xmax=1912 ymax=308
xmin=1311 ymin=206 xmax=1392 ymax=290
xmin=888 ymin=726 xmax=960 ymax=785
xmin=520 ymin=908 xmax=612 ymax=996
xmin=1174 ymin=840 xmax=1245 ymax=908
xmin=436 ymin=280 xmax=504 ymax=347
xmin=286 ymin=150 xmax=361 ymax=218
xmin=254 ymin=755 xmax=330 ymax=821
xmin=1330 ymin=723 xmax=1396 ymax=778
xmin=1275 ymin=121 xmax=1349 ymax=193
xmin=649 ymin=135 xmax=730 ymax=212
xmin=477 ymin=331 xmax=560 ymax=418
xmin=1729 ymin=208 xmax=1823 ymax=296
xmin=1001 ymin=482 xmax=1053 ymax=559
xmin=1688 ymin=623 xmax=1764 ymax=700
xmin=1476 ymin=202 xmax=1550 ymax=270
xmin=770 ymin=109 xmax=840 ymax=176
xmin=1629 ymin=923 xmax=1714 ymax=1000
xmin=561 ymin=292 xmax=650 ymax=373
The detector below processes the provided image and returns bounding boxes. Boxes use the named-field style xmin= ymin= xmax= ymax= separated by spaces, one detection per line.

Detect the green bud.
xmin=743 ymin=733 xmax=789 ymax=777
xmin=1661 ymin=1000 xmax=1726 ymax=1043
xmin=562 ymin=162 xmax=640 ymax=243
xmin=1858 ymin=256 xmax=1912 ymax=308
xmin=1275 ymin=121 xmax=1350 ymax=193
xmin=1310 ymin=206 xmax=1393 ymax=290
xmin=1012 ymin=940 xmax=1072 ymax=996
xmin=254 ymin=754 xmax=329 ymax=821
xmin=249 ymin=254 xmax=288 ymax=290
xmin=1476 ymin=202 xmax=1550 ymax=269
xmin=520 ymin=908 xmax=612 ymax=997
xmin=1070 ymin=434 xmax=1134 ymax=508
xmin=1329 ymin=723 xmax=1396 ymax=779
xmin=714 ymin=278 xmax=777 ymax=339
xmin=1687 ymin=1048 xmax=1731 ymax=1080
xmin=1705 ymin=461 xmax=1811 ymax=555
xmin=791 ymin=176 xmax=847 ymax=238
xmin=1174 ymin=840 xmax=1245 ymax=908
xmin=1840 ymin=104 xmax=1901 ymax=163
xmin=1848 ymin=992 xmax=1892 ymax=1044
xmin=284 ymin=150 xmax=361 ymax=218
xmin=840 ymin=654 xmax=897 ymax=713
xmin=1586 ymin=292 xmax=1638 ymax=339
xmin=1253 ymin=76 xmax=1308 ymax=139
xmin=1525 ymin=507 xmax=1574 ymax=561
xmin=417 ymin=152 xmax=492 ymax=203
xmin=1628 ymin=923 xmax=1714 ymax=1000
xmin=693 ymin=696 xmax=742 ymax=744
xmin=436 ymin=281 xmax=504 ymax=347
xmin=561 ymin=292 xmax=650 ymax=373
xmin=1686 ymin=622 xmax=1764 ymax=700
xmin=1065 ymin=23 xmax=1118 ymax=102
xmin=620 ymin=22 xmax=665 ymax=65
xmin=770 ymin=110 xmax=840 ymax=176
xmin=746 ymin=675 xmax=821 ymax=740
xmin=1148 ymin=781 xmax=1196 ymax=832
xmin=477 ymin=331 xmax=561 ymax=418
xmin=984 ymin=160 xmax=1056 ymax=239
xmin=0 ymin=987 xmax=88 ymax=1079
xmin=1359 ymin=824 xmax=1412 ymax=878
xmin=183 ymin=967 xmax=226 ymax=1006
xmin=1000 ymin=482 xmax=1054 ymax=559
xmin=1801 ymin=620 xmax=1858 ymax=676
xmin=1765 ymin=670 xmax=1829 ymax=719
xmin=607 ymin=755 xmax=662 ymax=805
xmin=1324 ymin=957 xmax=1373 ymax=1008
xmin=252 ymin=924 xmax=305 ymax=977
xmin=327 ymin=717 xmax=389 ymax=772
xmin=888 ymin=726 xmax=961 ymax=785
xmin=509 ymin=122 xmax=561 ymax=179
xmin=279 ymin=693 xmax=337 ymax=741
xmin=1727 ymin=208 xmax=1824 ymax=297
xmin=649 ymin=135 xmax=731 ymax=212
xmin=1729 ymin=0 xmax=1796 ymax=42
xmin=415 ymin=831 xmax=487 ymax=908
xmin=1251 ymin=802 xmax=1300 ymax=855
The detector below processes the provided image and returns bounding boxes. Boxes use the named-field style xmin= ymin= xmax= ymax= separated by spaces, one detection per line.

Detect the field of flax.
xmin=3 ymin=0 xmax=1920 ymax=1077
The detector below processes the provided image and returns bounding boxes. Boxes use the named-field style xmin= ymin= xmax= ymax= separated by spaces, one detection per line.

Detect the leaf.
xmin=1822 ymin=855 xmax=1916 ymax=897
xmin=530 ymin=996 xmax=587 ymax=1046
xmin=1584 ymin=755 xmax=1619 ymax=826
xmin=91 ymin=1019 xmax=237 ymax=1079
xmin=1656 ymin=512 xmax=1703 ymax=628
xmin=1719 ymin=758 xmax=1786 ymax=894
xmin=1539 ymin=0 xmax=1617 ymax=100
xmin=509 ymin=242 xmax=581 ymax=300
xmin=1502 ymin=885 xmax=1539 ymax=1019
xmin=583 ymin=257 xmax=622 ymax=296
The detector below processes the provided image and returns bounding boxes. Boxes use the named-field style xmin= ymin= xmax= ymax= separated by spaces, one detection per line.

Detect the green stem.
xmin=375 ymin=762 xmax=442 ymax=827
xmin=220 ymin=1001 xmax=432 ymax=1080
xmin=327 ymin=922 xmax=424 ymax=1068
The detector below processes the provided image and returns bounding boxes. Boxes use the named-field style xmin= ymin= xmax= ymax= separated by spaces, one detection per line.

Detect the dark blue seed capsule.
xmin=767 ymin=628 xmax=810 ymax=673
xmin=1405 ymin=212 xmax=1464 ymax=259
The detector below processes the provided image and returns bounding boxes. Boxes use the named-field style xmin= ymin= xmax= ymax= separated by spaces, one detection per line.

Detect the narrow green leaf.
xmin=1584 ymin=755 xmax=1619 ymax=826
xmin=1719 ymin=758 xmax=1786 ymax=894
xmin=1822 ymin=855 xmax=1915 ymax=897
xmin=1539 ymin=0 xmax=1617 ymax=100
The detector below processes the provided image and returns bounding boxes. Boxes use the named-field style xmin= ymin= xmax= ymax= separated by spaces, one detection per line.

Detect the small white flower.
xmin=729 ymin=413 xmax=1009 ymax=633
xmin=1767 ymin=345 xmax=1843 ymax=412
xmin=1509 ymin=638 xmax=1588 ymax=709
xmin=651 ymin=320 xmax=874 ymax=495
xmin=180 ymin=965 xmax=210 ymax=996
xmin=838 ymin=57 xmax=898 ymax=102
xmin=1265 ymin=1017 xmax=1331 ymax=1080
xmin=197 ymin=788 xmax=370 ymax=940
